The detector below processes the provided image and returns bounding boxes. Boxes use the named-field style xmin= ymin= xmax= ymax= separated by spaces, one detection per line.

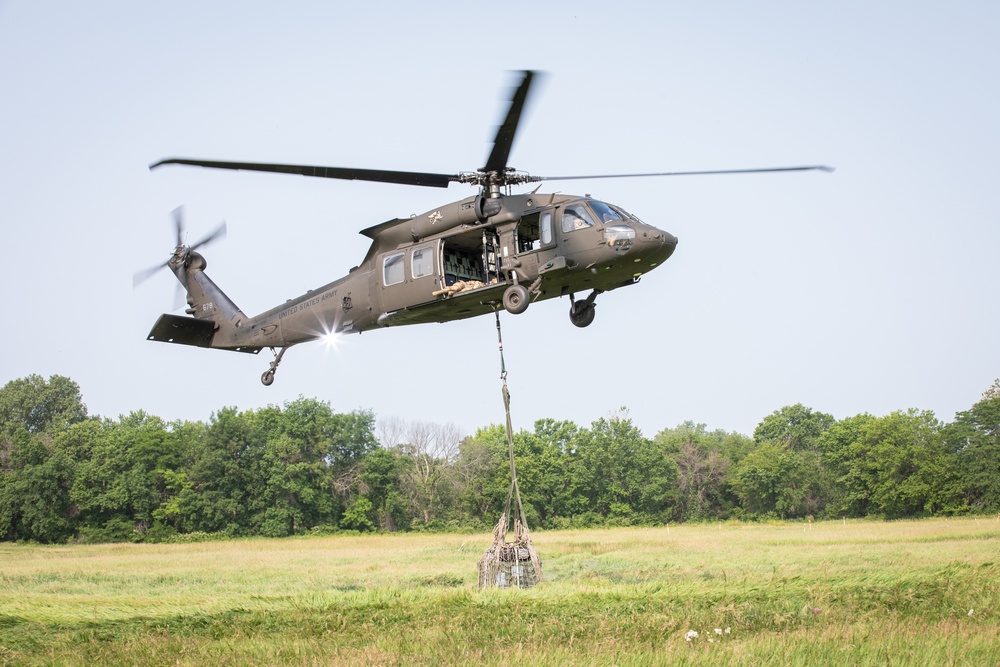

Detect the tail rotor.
xmin=133 ymin=206 xmax=227 ymax=308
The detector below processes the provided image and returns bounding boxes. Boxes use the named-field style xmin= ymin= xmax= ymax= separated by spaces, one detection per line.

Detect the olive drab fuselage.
xmin=147 ymin=192 xmax=677 ymax=363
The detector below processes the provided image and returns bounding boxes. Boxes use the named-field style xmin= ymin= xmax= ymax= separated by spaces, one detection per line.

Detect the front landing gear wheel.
xmin=503 ymin=284 xmax=530 ymax=315
xmin=261 ymin=369 xmax=275 ymax=386
xmin=570 ymin=302 xmax=596 ymax=328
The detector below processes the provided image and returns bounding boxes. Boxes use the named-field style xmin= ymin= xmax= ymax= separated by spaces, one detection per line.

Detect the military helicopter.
xmin=139 ymin=71 xmax=831 ymax=386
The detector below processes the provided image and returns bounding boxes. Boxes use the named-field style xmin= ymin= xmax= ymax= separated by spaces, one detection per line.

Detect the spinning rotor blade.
xmin=150 ymin=72 xmax=830 ymax=194
xmin=133 ymin=205 xmax=190 ymax=287
xmin=132 ymin=260 xmax=170 ymax=288
xmin=483 ymin=70 xmax=538 ymax=174
xmin=189 ymin=221 xmax=227 ymax=251
xmin=132 ymin=209 xmax=227 ymax=289
xmin=528 ymin=165 xmax=835 ymax=183
xmin=172 ymin=205 xmax=185 ymax=246
xmin=150 ymin=158 xmax=459 ymax=189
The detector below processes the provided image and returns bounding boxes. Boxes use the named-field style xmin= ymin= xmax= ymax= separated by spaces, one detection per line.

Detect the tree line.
xmin=1 ymin=374 xmax=998 ymax=543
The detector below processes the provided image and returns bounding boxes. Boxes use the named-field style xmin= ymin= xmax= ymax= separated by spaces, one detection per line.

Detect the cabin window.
xmin=411 ymin=245 xmax=435 ymax=279
xmin=540 ymin=212 xmax=553 ymax=245
xmin=383 ymin=252 xmax=405 ymax=286
xmin=561 ymin=204 xmax=596 ymax=232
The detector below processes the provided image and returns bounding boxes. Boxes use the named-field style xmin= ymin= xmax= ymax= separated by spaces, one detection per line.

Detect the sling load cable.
xmin=493 ymin=307 xmax=543 ymax=582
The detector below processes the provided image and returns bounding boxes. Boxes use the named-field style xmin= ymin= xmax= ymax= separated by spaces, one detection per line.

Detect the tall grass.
xmin=2 ymin=518 xmax=999 ymax=665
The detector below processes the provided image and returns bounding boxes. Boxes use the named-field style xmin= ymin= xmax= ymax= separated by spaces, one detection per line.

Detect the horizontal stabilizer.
xmin=146 ymin=314 xmax=261 ymax=354
xmin=147 ymin=314 xmax=216 ymax=347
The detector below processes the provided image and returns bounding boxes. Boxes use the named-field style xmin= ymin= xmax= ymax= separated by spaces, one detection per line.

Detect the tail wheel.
xmin=260 ymin=346 xmax=288 ymax=387
xmin=503 ymin=284 xmax=530 ymax=315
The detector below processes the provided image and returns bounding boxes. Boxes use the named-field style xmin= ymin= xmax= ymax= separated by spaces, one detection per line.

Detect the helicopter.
xmin=139 ymin=71 xmax=831 ymax=386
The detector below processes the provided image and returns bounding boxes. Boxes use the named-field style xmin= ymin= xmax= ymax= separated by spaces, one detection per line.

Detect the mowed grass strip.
xmin=1 ymin=518 xmax=999 ymax=665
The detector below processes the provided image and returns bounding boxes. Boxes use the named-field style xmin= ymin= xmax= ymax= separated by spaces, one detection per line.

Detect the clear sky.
xmin=1 ymin=1 xmax=998 ymax=440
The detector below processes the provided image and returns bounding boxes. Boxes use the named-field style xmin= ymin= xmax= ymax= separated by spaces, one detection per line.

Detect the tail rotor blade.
xmin=172 ymin=205 xmax=185 ymax=247
xmin=190 ymin=221 xmax=226 ymax=252
xmin=173 ymin=282 xmax=186 ymax=311
xmin=133 ymin=260 xmax=169 ymax=288
xmin=134 ymin=208 xmax=226 ymax=291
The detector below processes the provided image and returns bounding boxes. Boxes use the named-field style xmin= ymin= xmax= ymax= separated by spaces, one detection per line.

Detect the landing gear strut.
xmin=261 ymin=346 xmax=288 ymax=386
xmin=569 ymin=290 xmax=601 ymax=328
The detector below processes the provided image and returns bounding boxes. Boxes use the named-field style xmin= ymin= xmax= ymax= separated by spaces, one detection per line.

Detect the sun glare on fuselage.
xmin=321 ymin=330 xmax=342 ymax=350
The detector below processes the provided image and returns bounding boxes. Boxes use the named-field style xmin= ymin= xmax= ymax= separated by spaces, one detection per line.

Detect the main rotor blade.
xmin=529 ymin=165 xmax=835 ymax=182
xmin=150 ymin=158 xmax=459 ymax=189
xmin=483 ymin=70 xmax=537 ymax=174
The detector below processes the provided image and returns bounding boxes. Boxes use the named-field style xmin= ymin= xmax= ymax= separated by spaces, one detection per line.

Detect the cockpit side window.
xmin=561 ymin=204 xmax=596 ymax=232
xmin=589 ymin=201 xmax=625 ymax=223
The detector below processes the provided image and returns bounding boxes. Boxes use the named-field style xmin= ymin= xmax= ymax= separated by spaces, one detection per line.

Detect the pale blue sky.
xmin=1 ymin=1 xmax=998 ymax=439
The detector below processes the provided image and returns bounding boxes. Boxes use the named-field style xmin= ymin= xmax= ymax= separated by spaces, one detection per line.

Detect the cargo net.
xmin=478 ymin=313 xmax=543 ymax=589
xmin=478 ymin=490 xmax=543 ymax=589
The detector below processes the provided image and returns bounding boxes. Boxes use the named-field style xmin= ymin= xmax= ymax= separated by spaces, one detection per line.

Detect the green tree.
xmin=944 ymin=383 xmax=1000 ymax=511
xmin=0 ymin=430 xmax=75 ymax=542
xmin=173 ymin=406 xmax=259 ymax=535
xmin=574 ymin=413 xmax=677 ymax=524
xmin=0 ymin=375 xmax=89 ymax=443
xmin=60 ymin=412 xmax=177 ymax=542
xmin=820 ymin=411 xmax=965 ymax=518
xmin=359 ymin=447 xmax=407 ymax=530
xmin=0 ymin=375 xmax=89 ymax=542
xmin=730 ymin=442 xmax=826 ymax=518
xmin=816 ymin=413 xmax=874 ymax=516
xmin=254 ymin=431 xmax=334 ymax=537
xmin=452 ymin=420 xmax=584 ymax=530
xmin=528 ymin=419 xmax=589 ymax=525
xmin=340 ymin=496 xmax=375 ymax=532
xmin=738 ymin=405 xmax=836 ymax=518
xmin=452 ymin=428 xmax=508 ymax=527
xmin=753 ymin=404 xmax=835 ymax=452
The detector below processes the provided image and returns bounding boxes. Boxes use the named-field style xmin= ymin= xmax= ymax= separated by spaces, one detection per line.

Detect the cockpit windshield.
xmin=563 ymin=200 xmax=645 ymax=232
xmin=610 ymin=204 xmax=644 ymax=225
xmin=589 ymin=200 xmax=625 ymax=223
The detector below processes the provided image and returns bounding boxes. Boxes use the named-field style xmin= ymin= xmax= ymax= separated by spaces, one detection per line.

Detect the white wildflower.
xmin=968 ymin=608 xmax=974 ymax=617
xmin=685 ymin=630 xmax=699 ymax=641
xmin=714 ymin=628 xmax=723 ymax=635
xmin=725 ymin=627 xmax=731 ymax=634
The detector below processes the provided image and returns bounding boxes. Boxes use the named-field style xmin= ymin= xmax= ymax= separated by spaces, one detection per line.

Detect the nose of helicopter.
xmin=643 ymin=226 xmax=678 ymax=264
xmin=662 ymin=230 xmax=678 ymax=256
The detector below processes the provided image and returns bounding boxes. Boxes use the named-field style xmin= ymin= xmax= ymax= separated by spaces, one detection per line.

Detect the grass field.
xmin=2 ymin=518 xmax=999 ymax=665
